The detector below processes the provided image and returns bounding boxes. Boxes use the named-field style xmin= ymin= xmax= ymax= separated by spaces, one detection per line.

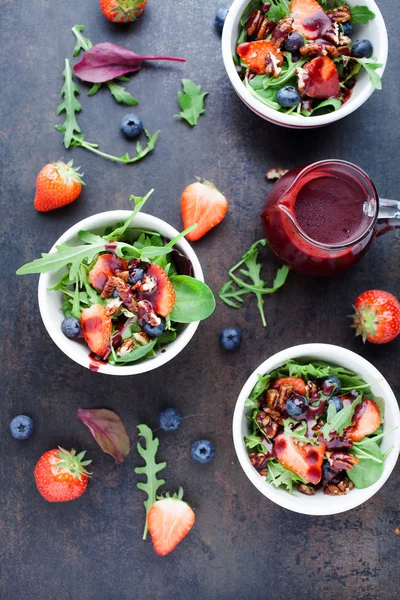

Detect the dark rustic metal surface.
xmin=1 ymin=0 xmax=399 ymax=598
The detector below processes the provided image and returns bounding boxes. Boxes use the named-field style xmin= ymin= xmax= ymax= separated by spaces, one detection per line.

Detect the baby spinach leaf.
xmin=348 ymin=438 xmax=384 ymax=488
xmin=135 ymin=425 xmax=166 ymax=539
xmin=176 ymin=79 xmax=208 ymax=127
xmin=111 ymin=340 xmax=157 ymax=364
xmin=56 ymin=58 xmax=82 ymax=149
xmin=350 ymin=5 xmax=375 ymax=23
xmin=169 ymin=276 xmax=215 ymax=323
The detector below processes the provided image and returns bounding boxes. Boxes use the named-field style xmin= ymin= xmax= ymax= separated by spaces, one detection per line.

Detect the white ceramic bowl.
xmin=38 ymin=211 xmax=204 ymax=375
xmin=233 ymin=343 xmax=400 ymax=515
xmin=222 ymin=0 xmax=388 ymax=128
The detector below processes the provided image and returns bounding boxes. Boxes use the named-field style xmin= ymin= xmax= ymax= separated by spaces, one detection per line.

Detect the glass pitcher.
xmin=261 ymin=160 xmax=400 ymax=276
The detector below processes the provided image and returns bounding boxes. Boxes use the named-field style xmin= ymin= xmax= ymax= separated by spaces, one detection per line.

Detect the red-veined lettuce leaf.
xmin=77 ymin=408 xmax=131 ymax=464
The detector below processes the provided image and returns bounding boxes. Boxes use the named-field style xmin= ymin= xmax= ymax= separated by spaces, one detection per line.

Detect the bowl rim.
xmin=232 ymin=343 xmax=400 ymax=515
xmin=221 ymin=0 xmax=388 ymax=128
xmin=38 ymin=210 xmax=204 ymax=376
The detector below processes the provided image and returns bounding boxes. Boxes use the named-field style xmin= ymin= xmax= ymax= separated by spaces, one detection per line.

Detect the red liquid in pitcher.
xmin=261 ymin=163 xmax=377 ymax=276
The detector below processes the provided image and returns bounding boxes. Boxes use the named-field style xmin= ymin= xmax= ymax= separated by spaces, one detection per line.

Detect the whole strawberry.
xmin=34 ymin=448 xmax=91 ymax=502
xmin=34 ymin=160 xmax=84 ymax=212
xmin=99 ymin=0 xmax=147 ymax=23
xmin=352 ymin=290 xmax=400 ymax=344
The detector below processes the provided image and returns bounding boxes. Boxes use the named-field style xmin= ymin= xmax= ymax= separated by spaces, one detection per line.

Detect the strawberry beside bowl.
xmin=222 ymin=0 xmax=388 ymax=129
xmin=33 ymin=208 xmax=211 ymax=375
xmin=232 ymin=344 xmax=400 ymax=515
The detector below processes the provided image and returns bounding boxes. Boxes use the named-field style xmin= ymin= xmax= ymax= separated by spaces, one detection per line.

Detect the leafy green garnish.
xmin=219 ymin=239 xmax=290 ymax=327
xmin=71 ymin=25 xmax=138 ymax=105
xmin=56 ymin=58 xmax=82 ymax=149
xmin=350 ymin=5 xmax=375 ymax=24
xmin=266 ymin=459 xmax=306 ymax=493
xmin=320 ymin=395 xmax=362 ymax=440
xmin=135 ymin=425 xmax=167 ymax=539
xmin=176 ymin=79 xmax=208 ymax=126
xmin=56 ymin=126 xmax=160 ymax=164
xmin=354 ymin=57 xmax=383 ymax=90
xmin=169 ymin=275 xmax=215 ymax=323
xmin=348 ymin=437 xmax=384 ymax=488
xmin=245 ymin=433 xmax=266 ymax=452
xmin=110 ymin=339 xmax=157 ymax=364
xmin=302 ymin=97 xmax=343 ymax=116
xmin=283 ymin=419 xmax=317 ymax=445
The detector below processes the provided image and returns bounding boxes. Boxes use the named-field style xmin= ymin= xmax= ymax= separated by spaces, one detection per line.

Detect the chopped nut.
xmin=323 ymin=22 xmax=340 ymax=45
xmin=278 ymin=383 xmax=293 ymax=406
xmin=117 ymin=338 xmax=134 ymax=357
xmin=266 ymin=388 xmax=279 ymax=409
xmin=101 ymin=276 xmax=137 ymax=312
xmin=105 ymin=297 xmax=123 ymax=316
xmin=305 ymin=381 xmax=319 ymax=398
xmin=296 ymin=66 xmax=309 ymax=94
xmin=133 ymin=331 xmax=150 ymax=346
xmin=339 ymin=34 xmax=352 ymax=46
xmin=337 ymin=44 xmax=351 ymax=56
xmin=265 ymin=49 xmax=282 ymax=77
xmin=324 ymin=476 xmax=354 ymax=496
xmin=271 ymin=17 xmax=293 ymax=48
xmin=115 ymin=270 xmax=129 ymax=282
xmin=256 ymin=409 xmax=281 ymax=437
xmin=264 ymin=407 xmax=284 ymax=426
xmin=266 ymin=167 xmax=289 ymax=181
xmin=327 ymin=5 xmax=351 ymax=23
xmin=393 ymin=528 xmax=400 ymax=536
xmin=326 ymin=451 xmax=360 ymax=471
xmin=140 ymin=275 xmax=157 ymax=293
xmin=300 ymin=42 xmax=339 ymax=58
xmin=246 ymin=9 xmax=271 ymax=40
xmin=297 ymin=483 xmax=316 ymax=496
xmin=138 ymin=300 xmax=161 ymax=327
xmin=249 ymin=452 xmax=269 ymax=474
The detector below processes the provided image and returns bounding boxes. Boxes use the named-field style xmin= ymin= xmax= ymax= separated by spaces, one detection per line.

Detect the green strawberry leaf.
xmin=176 ymin=79 xmax=208 ymax=126
xmin=56 ymin=58 xmax=82 ymax=149
xmin=135 ymin=425 xmax=167 ymax=539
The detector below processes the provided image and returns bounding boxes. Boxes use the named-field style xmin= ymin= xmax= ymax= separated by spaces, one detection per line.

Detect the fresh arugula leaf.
xmin=104 ymin=191 xmax=154 ymax=241
xmin=56 ymin=58 xmax=82 ymax=149
xmin=219 ymin=239 xmax=290 ymax=327
xmin=266 ymin=459 xmax=306 ymax=493
xmin=355 ymin=57 xmax=383 ymax=90
xmin=320 ymin=395 xmax=362 ymax=440
xmin=106 ymin=81 xmax=139 ymax=105
xmin=176 ymin=79 xmax=208 ymax=127
xmin=56 ymin=126 xmax=160 ymax=164
xmin=87 ymin=83 xmax=102 ymax=96
xmin=245 ymin=434 xmax=266 ymax=452
xmin=350 ymin=5 xmax=375 ymax=23
xmin=246 ymin=373 xmax=272 ymax=408
xmin=135 ymin=425 xmax=167 ymax=539
xmin=169 ymin=276 xmax=216 ymax=323
xmin=283 ymin=419 xmax=317 ymax=444
xmin=245 ymin=77 xmax=281 ymax=110
xmin=72 ymin=24 xmax=93 ymax=56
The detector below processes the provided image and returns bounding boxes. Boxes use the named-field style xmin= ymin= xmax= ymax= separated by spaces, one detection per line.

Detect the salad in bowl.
xmin=17 ymin=190 xmax=215 ymax=374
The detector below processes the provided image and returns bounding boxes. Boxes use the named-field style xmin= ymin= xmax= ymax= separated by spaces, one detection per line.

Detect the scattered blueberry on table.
xmin=61 ymin=317 xmax=82 ymax=338
xmin=191 ymin=440 xmax=215 ymax=464
xmin=277 ymin=86 xmax=301 ymax=108
xmin=214 ymin=7 xmax=229 ymax=32
xmin=159 ymin=408 xmax=182 ymax=431
xmin=120 ymin=114 xmax=143 ymax=139
xmin=352 ymin=39 xmax=373 ymax=59
xmin=10 ymin=415 xmax=34 ymax=440
xmin=219 ymin=327 xmax=241 ymax=350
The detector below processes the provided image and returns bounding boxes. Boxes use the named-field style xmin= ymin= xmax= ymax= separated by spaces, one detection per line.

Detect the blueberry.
xmin=61 ymin=317 xmax=82 ymax=339
xmin=341 ymin=21 xmax=353 ymax=36
xmin=112 ymin=289 xmax=120 ymax=299
xmin=159 ymin=408 xmax=182 ymax=431
xmin=143 ymin=319 xmax=165 ymax=338
xmin=284 ymin=33 xmax=304 ymax=53
xmin=128 ymin=267 xmax=145 ymax=286
xmin=191 ymin=440 xmax=215 ymax=464
xmin=214 ymin=7 xmax=229 ymax=32
xmin=352 ymin=39 xmax=373 ymax=59
xmin=10 ymin=415 xmax=34 ymax=440
xmin=120 ymin=114 xmax=143 ymax=139
xmin=322 ymin=376 xmax=341 ymax=396
xmin=219 ymin=327 xmax=241 ymax=350
xmin=286 ymin=394 xmax=309 ymax=418
xmin=277 ymin=86 xmax=300 ymax=108
xmin=328 ymin=396 xmax=344 ymax=412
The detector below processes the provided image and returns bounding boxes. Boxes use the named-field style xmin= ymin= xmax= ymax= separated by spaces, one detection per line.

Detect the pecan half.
xmin=297 ymin=483 xmax=316 ymax=496
xmin=265 ymin=49 xmax=283 ymax=77
xmin=323 ymin=22 xmax=340 ymax=45
xmin=305 ymin=381 xmax=319 ymax=398
xmin=266 ymin=388 xmax=279 ymax=409
xmin=300 ymin=42 xmax=339 ymax=58
xmin=138 ymin=300 xmax=161 ymax=327
xmin=105 ymin=297 xmax=123 ymax=317
xmin=246 ymin=9 xmax=271 ymax=40
xmin=324 ymin=476 xmax=354 ymax=496
xmin=264 ymin=407 xmax=284 ymax=426
xmin=265 ymin=167 xmax=289 ymax=181
xmin=256 ymin=411 xmax=279 ymax=439
xmin=271 ymin=16 xmax=293 ymax=48
xmin=115 ymin=270 xmax=129 ymax=282
xmin=277 ymin=383 xmax=293 ymax=407
xmin=101 ymin=276 xmax=137 ymax=312
xmin=326 ymin=451 xmax=360 ymax=471
xmin=133 ymin=331 xmax=150 ymax=346
xmin=138 ymin=275 xmax=157 ymax=293
xmin=327 ymin=5 xmax=351 ymax=23
xmin=117 ymin=338 xmax=134 ymax=357
xmin=249 ymin=452 xmax=269 ymax=475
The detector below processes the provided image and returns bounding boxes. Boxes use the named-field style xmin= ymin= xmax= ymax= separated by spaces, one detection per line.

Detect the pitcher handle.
xmin=376 ymin=198 xmax=400 ymax=236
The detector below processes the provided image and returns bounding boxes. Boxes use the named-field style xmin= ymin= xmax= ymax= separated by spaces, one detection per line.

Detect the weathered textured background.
xmin=1 ymin=0 xmax=399 ymax=598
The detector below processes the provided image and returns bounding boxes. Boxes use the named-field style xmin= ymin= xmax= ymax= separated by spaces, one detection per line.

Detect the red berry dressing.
xmin=88 ymin=352 xmax=106 ymax=372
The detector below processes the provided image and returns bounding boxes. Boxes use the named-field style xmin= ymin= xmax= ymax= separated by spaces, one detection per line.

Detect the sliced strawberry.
xmin=237 ymin=40 xmax=283 ymax=75
xmin=147 ymin=495 xmax=195 ymax=556
xmin=181 ymin=179 xmax=228 ymax=241
xmin=89 ymin=253 xmax=128 ymax=291
xmin=347 ymin=399 xmax=381 ymax=442
xmin=274 ymin=433 xmax=326 ymax=484
xmin=297 ymin=56 xmax=340 ymax=98
xmin=80 ymin=304 xmax=112 ymax=357
xmin=290 ymin=0 xmax=332 ymax=40
xmin=137 ymin=264 xmax=176 ymax=317
xmin=274 ymin=377 xmax=306 ymax=396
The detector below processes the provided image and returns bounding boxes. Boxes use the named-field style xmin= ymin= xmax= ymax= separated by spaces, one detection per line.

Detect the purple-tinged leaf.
xmin=77 ymin=408 xmax=131 ymax=464
xmin=73 ymin=43 xmax=185 ymax=83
